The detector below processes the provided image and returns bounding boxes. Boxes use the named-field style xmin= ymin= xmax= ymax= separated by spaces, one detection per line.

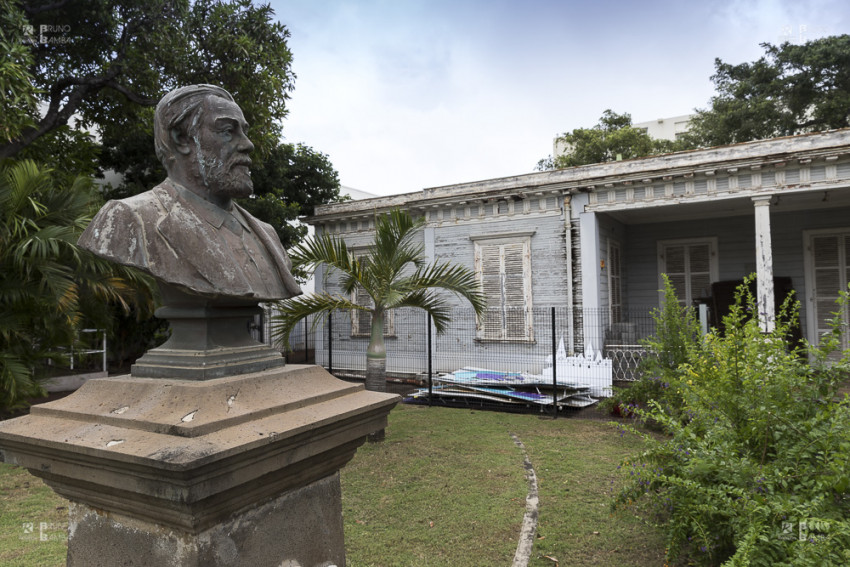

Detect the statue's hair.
xmin=153 ymin=84 xmax=234 ymax=169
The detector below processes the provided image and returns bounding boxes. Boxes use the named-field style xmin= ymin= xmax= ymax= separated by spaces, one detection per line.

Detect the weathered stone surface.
xmin=77 ymin=85 xmax=301 ymax=303
xmin=130 ymin=283 xmax=288 ymax=380
xmin=0 ymin=365 xmax=399 ymax=534
xmin=66 ymin=474 xmax=345 ymax=567
xmin=0 ymin=84 xmax=399 ymax=566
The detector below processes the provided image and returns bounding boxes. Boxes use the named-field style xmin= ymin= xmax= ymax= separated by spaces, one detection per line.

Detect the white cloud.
xmin=272 ymin=0 xmax=850 ymax=196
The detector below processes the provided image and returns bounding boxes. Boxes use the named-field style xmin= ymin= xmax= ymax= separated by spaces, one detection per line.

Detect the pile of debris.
xmin=407 ymin=367 xmax=597 ymax=409
xmin=405 ymin=339 xmax=613 ymax=410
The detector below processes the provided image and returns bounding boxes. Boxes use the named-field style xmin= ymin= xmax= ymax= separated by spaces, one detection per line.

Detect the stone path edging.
xmin=510 ymin=432 xmax=539 ymax=567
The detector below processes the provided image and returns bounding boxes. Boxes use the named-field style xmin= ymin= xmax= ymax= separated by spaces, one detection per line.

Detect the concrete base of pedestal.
xmin=67 ymin=473 xmax=344 ymax=567
xmin=0 ymin=365 xmax=398 ymax=567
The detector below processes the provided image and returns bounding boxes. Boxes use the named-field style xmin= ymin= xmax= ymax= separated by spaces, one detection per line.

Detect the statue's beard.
xmin=195 ymin=147 xmax=253 ymax=200
xmin=202 ymin=161 xmax=253 ymax=200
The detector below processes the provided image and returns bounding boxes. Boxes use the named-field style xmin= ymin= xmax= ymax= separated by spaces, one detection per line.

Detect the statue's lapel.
xmin=152 ymin=182 xmax=248 ymax=292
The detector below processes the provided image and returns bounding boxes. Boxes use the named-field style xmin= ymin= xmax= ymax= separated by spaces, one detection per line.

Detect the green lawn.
xmin=0 ymin=404 xmax=666 ymax=567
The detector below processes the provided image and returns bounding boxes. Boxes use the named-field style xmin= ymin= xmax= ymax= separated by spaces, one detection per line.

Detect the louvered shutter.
xmin=479 ymin=243 xmax=504 ymax=339
xmin=811 ymin=234 xmax=848 ymax=350
xmin=503 ymin=243 xmax=527 ymax=339
xmin=475 ymin=238 xmax=533 ymax=340
xmin=352 ymin=284 xmax=372 ymax=336
xmin=609 ymin=241 xmax=622 ymax=324
xmin=688 ymin=243 xmax=712 ymax=302
xmin=664 ymin=245 xmax=688 ymax=304
xmin=661 ymin=241 xmax=714 ymax=306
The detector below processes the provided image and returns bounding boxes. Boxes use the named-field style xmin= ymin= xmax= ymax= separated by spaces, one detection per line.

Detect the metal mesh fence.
xmin=274 ymin=305 xmax=658 ymax=414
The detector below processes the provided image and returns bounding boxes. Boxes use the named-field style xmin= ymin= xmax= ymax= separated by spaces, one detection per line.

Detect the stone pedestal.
xmin=0 ymin=365 xmax=398 ymax=566
xmin=66 ymin=474 xmax=344 ymax=567
xmin=131 ymin=284 xmax=288 ymax=379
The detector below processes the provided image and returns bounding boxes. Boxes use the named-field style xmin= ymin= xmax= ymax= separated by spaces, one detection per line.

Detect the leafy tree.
xmin=0 ymin=160 xmax=155 ymax=412
xmin=1 ymin=2 xmax=41 ymax=145
xmin=272 ymin=209 xmax=485 ymax=398
xmin=6 ymin=0 xmax=343 ymax=242
xmin=237 ymin=142 xmax=343 ymax=250
xmin=684 ymin=35 xmax=850 ymax=147
xmin=537 ymin=110 xmax=681 ymax=170
xmin=3 ymin=0 xmax=294 ymax=174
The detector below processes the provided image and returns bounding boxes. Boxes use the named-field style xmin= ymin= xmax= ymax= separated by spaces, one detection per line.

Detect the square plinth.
xmin=0 ymin=365 xmax=399 ymax=535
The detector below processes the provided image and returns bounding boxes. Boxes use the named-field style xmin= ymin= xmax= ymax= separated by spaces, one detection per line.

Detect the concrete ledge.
xmin=43 ymin=370 xmax=108 ymax=393
xmin=0 ymin=365 xmax=399 ymax=533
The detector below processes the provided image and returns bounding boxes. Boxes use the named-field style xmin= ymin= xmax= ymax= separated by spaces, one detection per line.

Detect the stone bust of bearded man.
xmin=79 ymin=84 xmax=302 ymax=302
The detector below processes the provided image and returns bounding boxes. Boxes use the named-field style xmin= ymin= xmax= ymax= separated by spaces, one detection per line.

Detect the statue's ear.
xmin=170 ymin=127 xmax=193 ymax=156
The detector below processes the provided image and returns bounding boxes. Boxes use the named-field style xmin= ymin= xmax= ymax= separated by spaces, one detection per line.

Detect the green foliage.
xmin=606 ymin=274 xmax=702 ymax=422
xmin=684 ymin=35 xmax=850 ymax=147
xmin=537 ymin=110 xmax=684 ymax=170
xmin=0 ymin=160 xmax=155 ymax=412
xmin=236 ymin=142 xmax=342 ymax=249
xmin=5 ymin=0 xmax=339 ymax=250
xmin=0 ymin=1 xmax=41 ymax=144
xmin=272 ymin=209 xmax=485 ymax=391
xmin=4 ymin=0 xmax=295 ymax=172
xmin=614 ymin=279 xmax=850 ymax=566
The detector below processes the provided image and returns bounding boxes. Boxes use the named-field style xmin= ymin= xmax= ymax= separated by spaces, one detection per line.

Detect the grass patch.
xmin=341 ymin=405 xmax=665 ymax=567
xmin=0 ymin=404 xmax=665 ymax=566
xmin=0 ymin=463 xmax=68 ymax=567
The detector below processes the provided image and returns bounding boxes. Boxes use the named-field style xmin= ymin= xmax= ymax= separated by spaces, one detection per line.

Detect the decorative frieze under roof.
xmin=308 ymin=129 xmax=850 ymax=227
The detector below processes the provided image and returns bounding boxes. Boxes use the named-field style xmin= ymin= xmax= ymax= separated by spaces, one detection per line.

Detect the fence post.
xmin=427 ymin=312 xmax=433 ymax=406
xmin=551 ymin=306 xmax=557 ymax=419
xmin=304 ymin=317 xmax=308 ymax=364
xmin=328 ymin=310 xmax=333 ymax=375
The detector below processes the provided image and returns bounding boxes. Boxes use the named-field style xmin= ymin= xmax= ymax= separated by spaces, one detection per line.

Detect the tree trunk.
xmin=365 ymin=309 xmax=387 ymax=393
xmin=365 ymin=309 xmax=387 ymax=442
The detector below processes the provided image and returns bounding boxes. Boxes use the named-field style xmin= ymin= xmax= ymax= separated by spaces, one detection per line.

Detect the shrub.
xmin=605 ymin=274 xmax=702 ymax=424
xmin=614 ymin=279 xmax=850 ymax=566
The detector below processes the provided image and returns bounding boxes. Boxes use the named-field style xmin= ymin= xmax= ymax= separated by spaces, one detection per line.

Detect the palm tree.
xmin=273 ymin=208 xmax=485 ymax=393
xmin=0 ymin=159 xmax=154 ymax=412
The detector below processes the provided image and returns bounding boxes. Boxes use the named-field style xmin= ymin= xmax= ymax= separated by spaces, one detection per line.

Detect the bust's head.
xmin=154 ymin=84 xmax=254 ymax=207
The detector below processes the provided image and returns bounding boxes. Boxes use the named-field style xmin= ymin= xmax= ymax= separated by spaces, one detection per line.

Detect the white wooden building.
xmin=306 ymin=129 xmax=850 ymax=376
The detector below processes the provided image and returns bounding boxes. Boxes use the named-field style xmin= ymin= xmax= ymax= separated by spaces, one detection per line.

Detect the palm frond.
xmin=368 ymin=209 xmax=426 ymax=280
xmin=394 ymin=261 xmax=486 ymax=315
xmin=0 ymin=159 xmax=155 ymax=411
xmin=271 ymin=292 xmax=363 ymax=349
xmin=394 ymin=289 xmax=454 ymax=333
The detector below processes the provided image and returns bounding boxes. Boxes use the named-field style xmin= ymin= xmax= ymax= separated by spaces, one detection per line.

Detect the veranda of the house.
xmin=579 ymin=134 xmax=850 ymax=355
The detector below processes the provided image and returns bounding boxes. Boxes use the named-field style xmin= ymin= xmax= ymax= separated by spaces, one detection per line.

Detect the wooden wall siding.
xmin=429 ymin=206 xmax=570 ymax=308
xmin=622 ymin=214 xmax=751 ymax=307
xmin=312 ymin=197 xmax=572 ymax=374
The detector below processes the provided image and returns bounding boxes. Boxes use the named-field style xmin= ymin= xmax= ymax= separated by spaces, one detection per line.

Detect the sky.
xmin=268 ymin=0 xmax=850 ymax=197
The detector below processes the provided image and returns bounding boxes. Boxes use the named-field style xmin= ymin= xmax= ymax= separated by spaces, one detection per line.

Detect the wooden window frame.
xmin=656 ymin=237 xmax=719 ymax=306
xmin=803 ymin=228 xmax=850 ymax=350
xmin=471 ymin=231 xmax=535 ymax=342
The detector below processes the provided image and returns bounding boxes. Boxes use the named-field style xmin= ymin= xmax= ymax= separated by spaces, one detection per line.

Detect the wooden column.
xmin=753 ymin=196 xmax=775 ymax=332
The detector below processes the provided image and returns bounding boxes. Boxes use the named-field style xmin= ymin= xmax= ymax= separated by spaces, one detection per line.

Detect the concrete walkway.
xmin=510 ymin=433 xmax=539 ymax=567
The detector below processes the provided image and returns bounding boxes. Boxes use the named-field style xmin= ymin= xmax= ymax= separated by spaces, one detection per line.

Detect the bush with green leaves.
xmin=605 ymin=274 xmax=702 ymax=423
xmin=0 ymin=160 xmax=154 ymax=413
xmin=614 ymin=279 xmax=850 ymax=566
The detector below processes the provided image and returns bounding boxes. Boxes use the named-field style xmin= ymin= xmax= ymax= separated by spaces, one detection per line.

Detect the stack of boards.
xmin=407 ymin=367 xmax=597 ymax=409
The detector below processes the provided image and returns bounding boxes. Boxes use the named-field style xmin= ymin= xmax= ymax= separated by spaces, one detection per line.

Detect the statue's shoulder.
xmin=96 ymin=181 xmax=176 ymax=221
